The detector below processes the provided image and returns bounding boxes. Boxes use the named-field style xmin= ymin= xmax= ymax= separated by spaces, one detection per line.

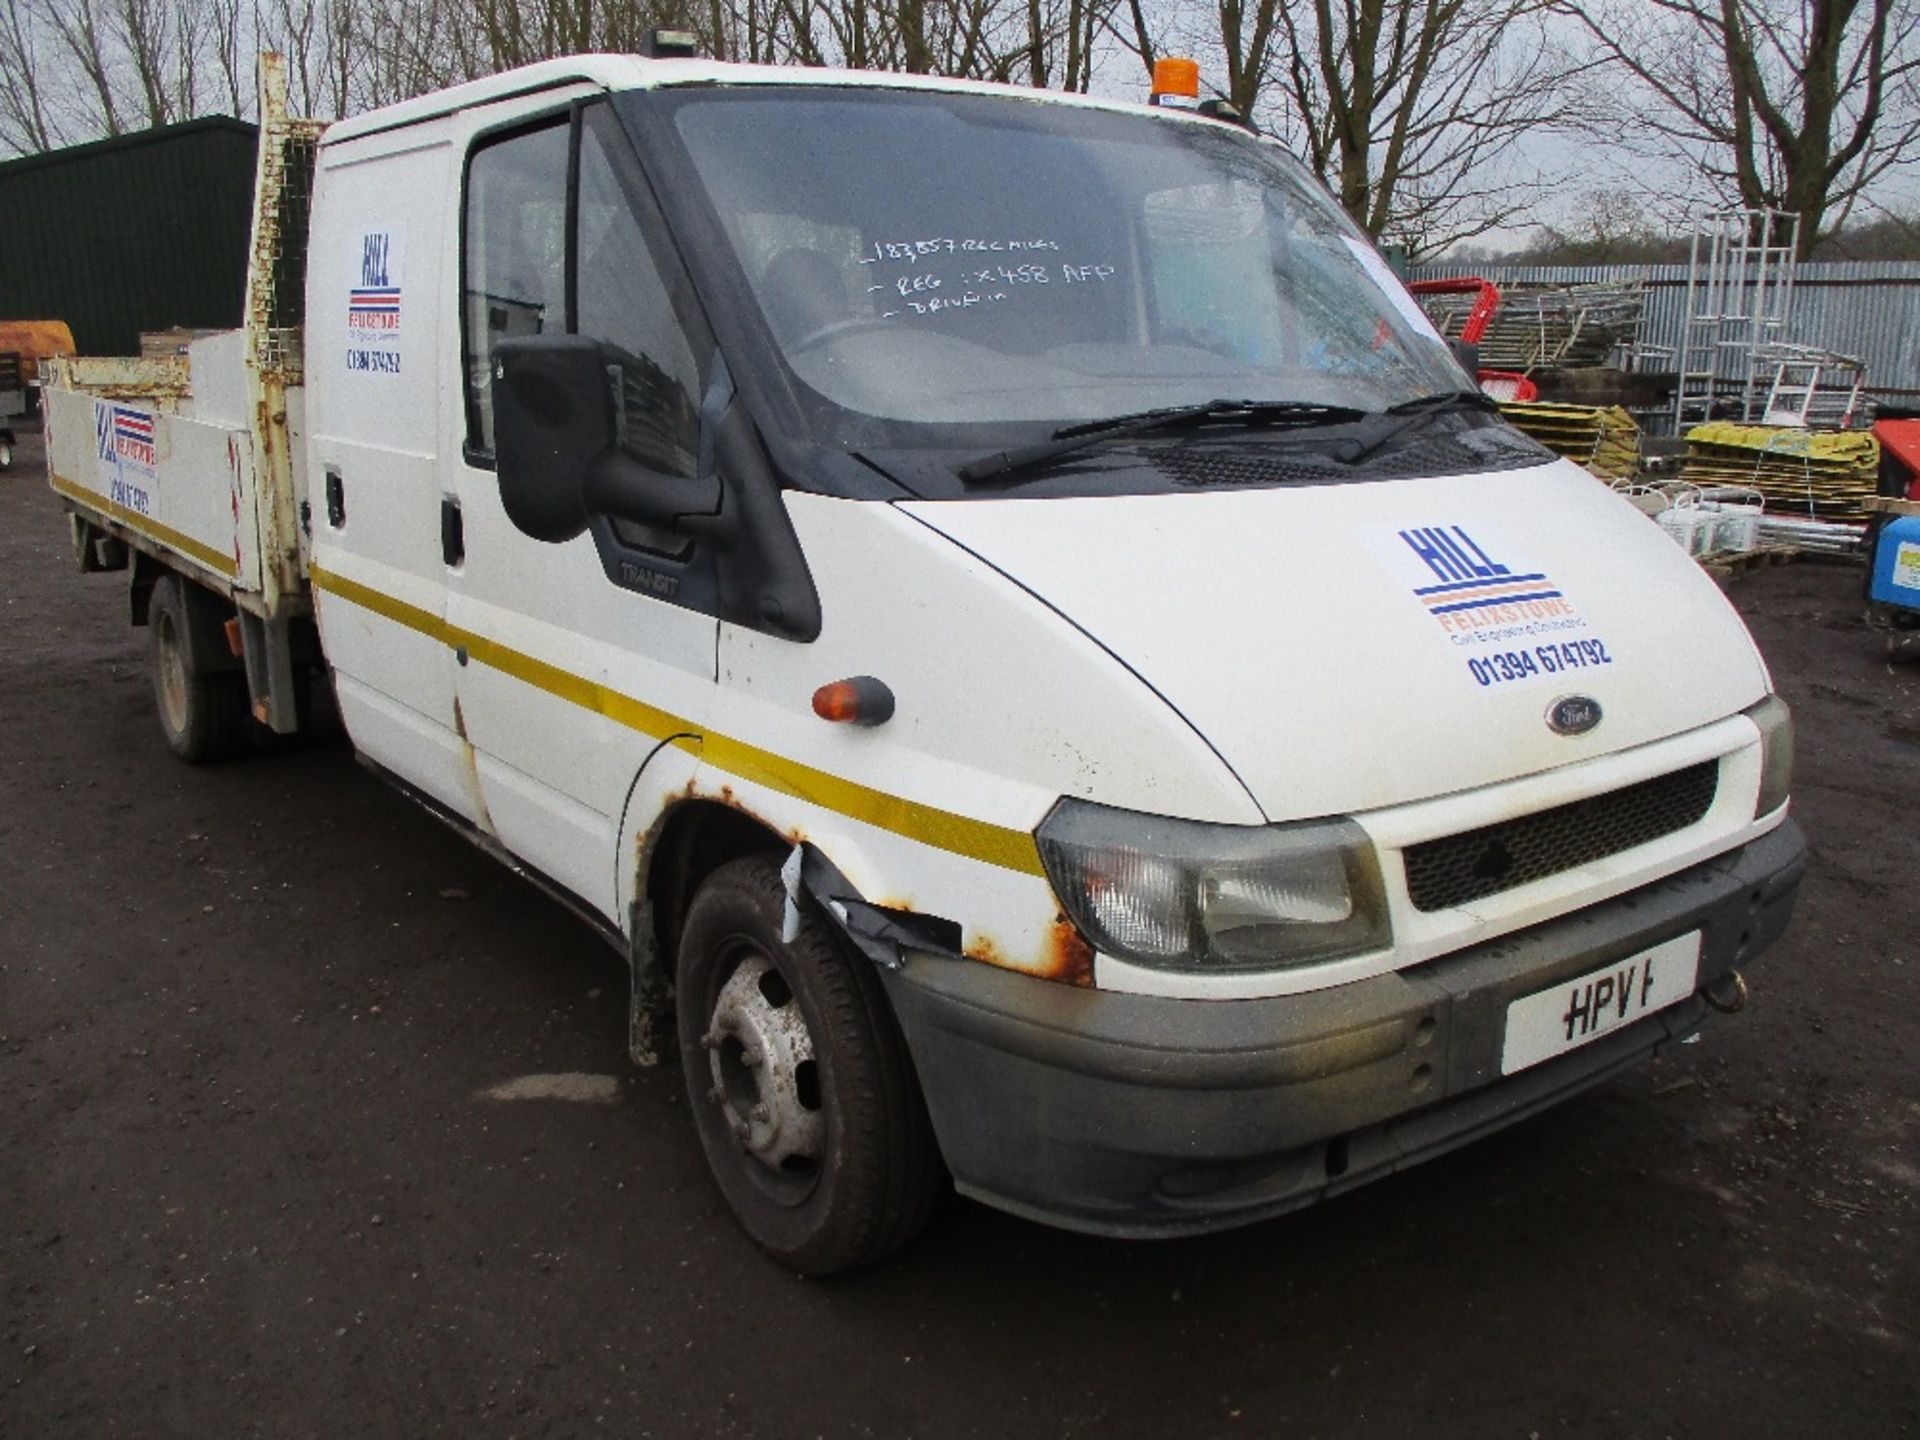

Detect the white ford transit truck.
xmin=47 ymin=49 xmax=1805 ymax=1273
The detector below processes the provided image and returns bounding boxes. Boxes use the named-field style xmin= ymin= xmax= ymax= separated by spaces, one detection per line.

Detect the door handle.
xmin=324 ymin=468 xmax=345 ymax=527
xmin=441 ymin=497 xmax=464 ymax=567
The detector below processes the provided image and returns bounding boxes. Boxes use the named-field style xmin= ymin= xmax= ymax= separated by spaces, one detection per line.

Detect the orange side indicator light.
xmin=812 ymin=677 xmax=896 ymax=727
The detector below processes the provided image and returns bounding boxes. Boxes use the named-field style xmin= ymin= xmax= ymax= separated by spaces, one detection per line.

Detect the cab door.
xmin=443 ymin=100 xmax=721 ymax=921
xmin=307 ymin=120 xmax=484 ymax=821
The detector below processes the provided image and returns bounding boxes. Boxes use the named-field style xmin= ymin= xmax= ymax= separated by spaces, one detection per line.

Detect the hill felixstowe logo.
xmin=96 ymin=403 xmax=156 ymax=468
xmin=348 ymin=231 xmax=402 ymax=333
xmin=348 ymin=286 xmax=402 ymax=328
xmin=346 ymin=226 xmax=405 ymax=377
xmin=1373 ymin=521 xmax=1617 ymax=691
xmin=1398 ymin=525 xmax=1578 ymax=637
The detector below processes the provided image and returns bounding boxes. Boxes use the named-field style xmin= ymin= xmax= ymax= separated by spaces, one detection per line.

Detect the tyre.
xmin=676 ymin=853 xmax=942 ymax=1275
xmin=149 ymin=576 xmax=250 ymax=762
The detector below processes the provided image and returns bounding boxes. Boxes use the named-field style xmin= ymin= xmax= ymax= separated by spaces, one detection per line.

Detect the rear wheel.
xmin=149 ymin=576 xmax=249 ymax=762
xmin=676 ymin=854 xmax=942 ymax=1275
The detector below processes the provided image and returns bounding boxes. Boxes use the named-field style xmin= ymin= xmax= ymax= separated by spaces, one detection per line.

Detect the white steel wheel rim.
xmin=154 ymin=609 xmax=191 ymax=736
xmin=699 ymin=948 xmax=827 ymax=1195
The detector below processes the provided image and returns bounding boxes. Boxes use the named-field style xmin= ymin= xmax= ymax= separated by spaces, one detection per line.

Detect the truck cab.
xmin=50 ymin=52 xmax=1805 ymax=1274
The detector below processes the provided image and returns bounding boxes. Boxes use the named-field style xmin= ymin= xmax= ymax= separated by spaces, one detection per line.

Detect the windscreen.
xmin=657 ymin=87 xmax=1464 ymax=433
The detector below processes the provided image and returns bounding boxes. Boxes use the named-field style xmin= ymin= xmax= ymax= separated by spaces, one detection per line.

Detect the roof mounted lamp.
xmin=1149 ymin=57 xmax=1201 ymax=108
xmin=639 ymin=28 xmax=700 ymax=58
xmin=1148 ymin=57 xmax=1250 ymax=128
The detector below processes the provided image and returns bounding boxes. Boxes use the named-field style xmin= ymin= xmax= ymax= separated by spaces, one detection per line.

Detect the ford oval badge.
xmin=1547 ymin=694 xmax=1603 ymax=736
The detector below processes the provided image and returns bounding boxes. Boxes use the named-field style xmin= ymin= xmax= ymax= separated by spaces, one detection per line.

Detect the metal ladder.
xmin=1762 ymin=355 xmax=1822 ymax=426
xmin=1672 ymin=208 xmax=1800 ymax=430
xmin=1758 ymin=343 xmax=1867 ymax=429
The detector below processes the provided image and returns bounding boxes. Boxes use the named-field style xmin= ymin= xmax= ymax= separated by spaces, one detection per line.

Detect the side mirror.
xmin=1447 ymin=337 xmax=1480 ymax=376
xmin=493 ymin=335 xmax=608 ymax=543
xmin=493 ymin=335 xmax=721 ymax=543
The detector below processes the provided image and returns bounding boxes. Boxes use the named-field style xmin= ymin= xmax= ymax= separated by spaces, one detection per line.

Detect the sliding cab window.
xmin=463 ymin=118 xmax=570 ymax=456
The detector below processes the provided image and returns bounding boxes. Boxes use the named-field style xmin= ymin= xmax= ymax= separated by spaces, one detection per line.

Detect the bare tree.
xmin=0 ymin=0 xmax=61 ymax=150
xmin=1558 ymin=0 xmax=1920 ymax=257
xmin=0 ymin=0 xmax=1570 ymax=269
xmin=1115 ymin=0 xmax=1585 ymax=255
xmin=117 ymin=0 xmax=189 ymax=126
xmin=205 ymin=0 xmax=246 ymax=115
xmin=1275 ymin=0 xmax=1587 ymax=255
xmin=1011 ymin=0 xmax=1110 ymax=88
xmin=706 ymin=0 xmax=1079 ymax=86
xmin=42 ymin=0 xmax=127 ymax=136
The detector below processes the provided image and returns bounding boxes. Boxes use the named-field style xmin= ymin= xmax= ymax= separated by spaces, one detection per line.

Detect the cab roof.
xmin=321 ymin=54 xmax=1189 ymax=146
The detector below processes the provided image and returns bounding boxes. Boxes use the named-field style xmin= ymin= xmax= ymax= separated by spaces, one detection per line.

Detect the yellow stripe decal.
xmin=308 ymin=563 xmax=1045 ymax=876
xmin=53 ymin=473 xmax=239 ymax=580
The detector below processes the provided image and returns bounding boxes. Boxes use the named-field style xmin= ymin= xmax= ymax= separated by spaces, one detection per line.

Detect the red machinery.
xmin=1406 ymin=276 xmax=1538 ymax=402
xmin=1876 ymin=419 xmax=1920 ymax=501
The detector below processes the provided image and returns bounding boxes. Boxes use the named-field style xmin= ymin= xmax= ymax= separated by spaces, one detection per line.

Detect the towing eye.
xmin=1703 ymin=970 xmax=1749 ymax=1014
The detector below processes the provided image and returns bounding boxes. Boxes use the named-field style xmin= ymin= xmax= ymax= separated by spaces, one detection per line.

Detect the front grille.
xmin=1403 ymin=760 xmax=1720 ymax=912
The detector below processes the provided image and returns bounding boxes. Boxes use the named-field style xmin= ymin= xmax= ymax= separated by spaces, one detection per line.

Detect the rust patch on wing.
xmin=1047 ymin=917 xmax=1097 ymax=988
xmin=964 ymin=934 xmax=1010 ymax=969
xmin=655 ymin=782 xmax=805 ymax=856
xmin=964 ymin=920 xmax=1095 ymax=988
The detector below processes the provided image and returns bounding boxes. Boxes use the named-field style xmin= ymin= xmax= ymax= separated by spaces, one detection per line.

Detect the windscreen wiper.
xmin=1335 ymin=388 xmax=1502 ymax=466
xmin=956 ymin=398 xmax=1368 ymax=485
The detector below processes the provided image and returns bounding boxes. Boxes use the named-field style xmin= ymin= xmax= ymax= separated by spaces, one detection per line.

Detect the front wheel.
xmin=676 ymin=854 xmax=942 ymax=1275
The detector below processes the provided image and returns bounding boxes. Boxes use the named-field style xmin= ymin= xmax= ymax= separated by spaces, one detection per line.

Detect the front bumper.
xmin=883 ymin=819 xmax=1807 ymax=1238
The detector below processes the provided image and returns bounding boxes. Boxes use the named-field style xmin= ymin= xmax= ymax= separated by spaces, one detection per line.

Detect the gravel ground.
xmin=3 ymin=424 xmax=1916 ymax=1438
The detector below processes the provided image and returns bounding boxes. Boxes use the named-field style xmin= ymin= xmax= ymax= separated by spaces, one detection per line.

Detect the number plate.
xmin=1500 ymin=932 xmax=1702 ymax=1076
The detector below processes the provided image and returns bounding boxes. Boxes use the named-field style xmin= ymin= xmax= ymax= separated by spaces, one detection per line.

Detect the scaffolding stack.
xmin=1677 ymin=422 xmax=1881 ymax=522
xmin=1418 ymin=282 xmax=1647 ymax=371
xmin=1499 ymin=401 xmax=1642 ymax=479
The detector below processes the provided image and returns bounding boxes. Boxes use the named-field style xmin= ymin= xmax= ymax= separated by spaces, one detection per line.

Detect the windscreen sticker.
xmin=95 ymin=399 xmax=157 ymax=516
xmin=346 ymin=227 xmax=404 ymax=375
xmin=1370 ymin=522 xmax=1616 ymax=689
xmin=1341 ymin=236 xmax=1446 ymax=347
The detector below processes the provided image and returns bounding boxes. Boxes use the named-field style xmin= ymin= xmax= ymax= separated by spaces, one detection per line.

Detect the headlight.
xmin=1745 ymin=693 xmax=1793 ymax=818
xmin=1036 ymin=798 xmax=1391 ymax=971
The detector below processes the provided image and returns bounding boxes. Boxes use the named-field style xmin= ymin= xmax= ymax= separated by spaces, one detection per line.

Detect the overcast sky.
xmin=1077 ymin=9 xmax=1920 ymax=248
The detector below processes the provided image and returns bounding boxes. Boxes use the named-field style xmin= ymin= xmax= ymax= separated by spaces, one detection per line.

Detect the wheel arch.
xmin=641 ymin=796 xmax=790 ymax=980
xmin=622 ymin=780 xmax=939 ymax=1069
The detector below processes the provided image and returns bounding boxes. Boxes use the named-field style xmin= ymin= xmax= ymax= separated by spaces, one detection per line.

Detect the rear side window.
xmin=462 ymin=119 xmax=569 ymax=454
